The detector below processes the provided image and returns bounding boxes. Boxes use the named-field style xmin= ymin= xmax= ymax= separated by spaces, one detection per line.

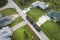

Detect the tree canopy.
xmin=0 ymin=0 xmax=8 ymax=7
xmin=19 ymin=0 xmax=32 ymax=5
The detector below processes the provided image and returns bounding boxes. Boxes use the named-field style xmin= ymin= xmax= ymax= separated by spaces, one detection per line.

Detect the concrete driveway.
xmin=36 ymin=15 xmax=50 ymax=26
xmin=22 ymin=6 xmax=31 ymax=13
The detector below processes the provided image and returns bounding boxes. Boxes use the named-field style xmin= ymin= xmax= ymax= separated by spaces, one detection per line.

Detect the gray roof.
xmin=0 ymin=13 xmax=3 ymax=19
xmin=32 ymin=1 xmax=48 ymax=10
xmin=0 ymin=16 xmax=12 ymax=27
xmin=46 ymin=10 xmax=60 ymax=22
xmin=0 ymin=26 xmax=11 ymax=40
xmin=0 ymin=38 xmax=11 ymax=40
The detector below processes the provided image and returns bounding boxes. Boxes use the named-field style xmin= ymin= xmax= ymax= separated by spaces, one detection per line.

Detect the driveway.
xmin=11 ymin=21 xmax=26 ymax=32
xmin=9 ymin=14 xmax=19 ymax=21
xmin=22 ymin=6 xmax=31 ymax=13
xmin=36 ymin=15 xmax=50 ymax=26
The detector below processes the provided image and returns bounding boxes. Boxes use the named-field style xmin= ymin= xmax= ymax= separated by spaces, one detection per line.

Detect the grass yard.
xmin=9 ymin=17 xmax=23 ymax=27
xmin=27 ymin=8 xmax=44 ymax=22
xmin=12 ymin=25 xmax=40 ymax=40
xmin=0 ymin=8 xmax=23 ymax=27
xmin=0 ymin=8 xmax=17 ymax=16
xmin=40 ymin=21 xmax=60 ymax=40
xmin=13 ymin=0 xmax=38 ymax=10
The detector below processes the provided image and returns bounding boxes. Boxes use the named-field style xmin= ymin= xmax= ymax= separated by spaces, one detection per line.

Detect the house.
xmin=46 ymin=10 xmax=60 ymax=22
xmin=0 ymin=13 xmax=12 ymax=40
xmin=32 ymin=1 xmax=49 ymax=10
xmin=0 ymin=13 xmax=3 ymax=19
xmin=0 ymin=16 xmax=12 ymax=27
xmin=0 ymin=26 xmax=12 ymax=40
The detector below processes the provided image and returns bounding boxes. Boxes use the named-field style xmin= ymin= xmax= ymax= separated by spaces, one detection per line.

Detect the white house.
xmin=0 ymin=26 xmax=12 ymax=40
xmin=32 ymin=1 xmax=49 ymax=10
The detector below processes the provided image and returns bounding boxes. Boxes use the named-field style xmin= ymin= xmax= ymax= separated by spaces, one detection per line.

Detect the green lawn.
xmin=12 ymin=25 xmax=40 ymax=40
xmin=27 ymin=8 xmax=44 ymax=22
xmin=13 ymin=0 xmax=38 ymax=10
xmin=40 ymin=21 xmax=60 ymax=40
xmin=0 ymin=8 xmax=17 ymax=16
xmin=0 ymin=8 xmax=23 ymax=27
xmin=9 ymin=17 xmax=23 ymax=27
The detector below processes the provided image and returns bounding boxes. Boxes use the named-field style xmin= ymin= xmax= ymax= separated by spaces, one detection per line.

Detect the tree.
xmin=24 ymin=31 xmax=28 ymax=38
xmin=0 ymin=0 xmax=8 ymax=7
xmin=19 ymin=0 xmax=32 ymax=5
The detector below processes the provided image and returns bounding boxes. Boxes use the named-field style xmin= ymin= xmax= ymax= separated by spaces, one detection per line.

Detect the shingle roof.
xmin=46 ymin=10 xmax=60 ymax=22
xmin=0 ymin=16 xmax=12 ymax=27
xmin=0 ymin=13 xmax=3 ymax=19
xmin=0 ymin=26 xmax=11 ymax=40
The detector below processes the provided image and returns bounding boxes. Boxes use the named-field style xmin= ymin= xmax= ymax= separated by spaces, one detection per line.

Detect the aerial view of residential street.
xmin=0 ymin=0 xmax=60 ymax=40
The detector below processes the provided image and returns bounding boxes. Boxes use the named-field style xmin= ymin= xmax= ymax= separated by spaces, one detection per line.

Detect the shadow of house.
xmin=46 ymin=10 xmax=60 ymax=23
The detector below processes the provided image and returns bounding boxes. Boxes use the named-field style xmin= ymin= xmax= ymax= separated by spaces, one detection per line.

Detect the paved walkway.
xmin=11 ymin=21 xmax=26 ymax=32
xmin=36 ymin=15 xmax=50 ymax=26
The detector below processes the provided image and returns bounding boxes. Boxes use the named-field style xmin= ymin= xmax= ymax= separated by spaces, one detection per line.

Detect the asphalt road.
xmin=0 ymin=0 xmax=49 ymax=40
